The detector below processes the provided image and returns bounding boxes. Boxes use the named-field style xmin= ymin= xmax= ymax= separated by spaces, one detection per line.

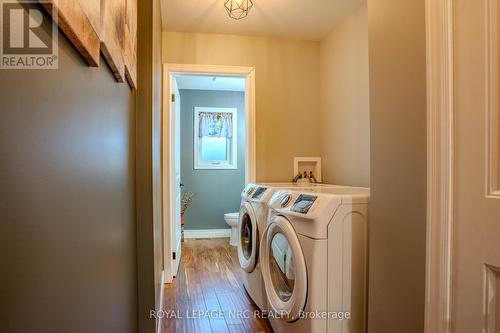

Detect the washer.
xmin=260 ymin=187 xmax=370 ymax=333
xmin=237 ymin=183 xmax=335 ymax=310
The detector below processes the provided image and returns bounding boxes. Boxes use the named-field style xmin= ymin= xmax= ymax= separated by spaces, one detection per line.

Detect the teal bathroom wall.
xmin=180 ymin=90 xmax=246 ymax=230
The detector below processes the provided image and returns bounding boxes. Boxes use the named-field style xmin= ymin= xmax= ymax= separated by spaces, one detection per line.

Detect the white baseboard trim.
xmin=184 ymin=229 xmax=231 ymax=239
xmin=157 ymin=270 xmax=165 ymax=333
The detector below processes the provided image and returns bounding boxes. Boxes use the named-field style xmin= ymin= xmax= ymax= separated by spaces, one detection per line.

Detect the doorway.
xmin=162 ymin=64 xmax=256 ymax=282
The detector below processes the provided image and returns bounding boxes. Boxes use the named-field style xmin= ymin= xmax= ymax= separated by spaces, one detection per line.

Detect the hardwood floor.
xmin=161 ymin=239 xmax=274 ymax=333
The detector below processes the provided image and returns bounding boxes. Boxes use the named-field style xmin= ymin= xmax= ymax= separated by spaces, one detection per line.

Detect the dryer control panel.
xmin=242 ymin=184 xmax=256 ymax=197
xmin=252 ymin=187 xmax=268 ymax=200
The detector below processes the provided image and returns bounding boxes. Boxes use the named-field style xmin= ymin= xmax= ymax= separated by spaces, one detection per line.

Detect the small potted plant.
xmin=180 ymin=192 xmax=196 ymax=242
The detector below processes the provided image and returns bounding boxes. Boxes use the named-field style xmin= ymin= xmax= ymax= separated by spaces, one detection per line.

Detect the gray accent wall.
xmin=0 ymin=9 xmax=137 ymax=333
xmin=179 ymin=90 xmax=246 ymax=230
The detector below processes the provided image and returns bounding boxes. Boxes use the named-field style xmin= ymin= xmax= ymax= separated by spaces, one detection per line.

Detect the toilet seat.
xmin=225 ymin=212 xmax=239 ymax=224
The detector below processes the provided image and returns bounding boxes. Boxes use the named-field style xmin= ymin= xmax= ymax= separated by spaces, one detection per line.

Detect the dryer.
xmin=238 ymin=184 xmax=276 ymax=311
xmin=260 ymin=187 xmax=370 ymax=333
xmin=237 ymin=183 xmax=338 ymax=311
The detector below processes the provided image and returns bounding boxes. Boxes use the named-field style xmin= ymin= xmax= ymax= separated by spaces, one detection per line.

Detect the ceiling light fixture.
xmin=224 ymin=0 xmax=254 ymax=20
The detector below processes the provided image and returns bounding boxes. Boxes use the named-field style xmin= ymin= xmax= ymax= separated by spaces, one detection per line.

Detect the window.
xmin=194 ymin=107 xmax=237 ymax=169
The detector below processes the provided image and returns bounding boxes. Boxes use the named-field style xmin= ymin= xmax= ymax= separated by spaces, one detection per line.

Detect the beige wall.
xmin=163 ymin=32 xmax=321 ymax=182
xmin=319 ymin=4 xmax=370 ymax=187
xmin=367 ymin=0 xmax=427 ymax=332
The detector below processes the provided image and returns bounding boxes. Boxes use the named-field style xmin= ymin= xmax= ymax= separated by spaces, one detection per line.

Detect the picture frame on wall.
xmin=100 ymin=0 xmax=126 ymax=82
xmin=40 ymin=0 xmax=101 ymax=67
xmin=39 ymin=0 xmax=137 ymax=89
xmin=124 ymin=0 xmax=137 ymax=88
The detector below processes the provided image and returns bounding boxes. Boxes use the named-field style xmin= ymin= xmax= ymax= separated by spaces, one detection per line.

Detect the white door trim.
xmin=424 ymin=0 xmax=455 ymax=332
xmin=486 ymin=0 xmax=500 ymax=198
xmin=162 ymin=63 xmax=257 ymax=283
xmin=156 ymin=270 xmax=165 ymax=333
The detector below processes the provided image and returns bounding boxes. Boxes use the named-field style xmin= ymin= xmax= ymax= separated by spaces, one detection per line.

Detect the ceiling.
xmin=175 ymin=75 xmax=246 ymax=92
xmin=161 ymin=0 xmax=365 ymax=41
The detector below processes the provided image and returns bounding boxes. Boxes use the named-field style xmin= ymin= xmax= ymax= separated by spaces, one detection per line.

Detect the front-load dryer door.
xmin=260 ymin=215 xmax=307 ymax=322
xmin=238 ymin=202 xmax=259 ymax=273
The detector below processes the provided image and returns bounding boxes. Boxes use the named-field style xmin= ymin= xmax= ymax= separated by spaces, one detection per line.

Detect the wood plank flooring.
xmin=161 ymin=239 xmax=274 ymax=333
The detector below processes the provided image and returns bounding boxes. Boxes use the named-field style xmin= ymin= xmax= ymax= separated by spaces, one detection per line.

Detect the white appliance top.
xmin=241 ymin=183 xmax=319 ymax=202
xmin=268 ymin=188 xmax=369 ymax=239
xmin=242 ymin=183 xmax=370 ymax=205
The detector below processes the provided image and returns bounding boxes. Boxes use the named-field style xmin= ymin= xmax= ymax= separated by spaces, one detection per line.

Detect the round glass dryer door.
xmin=270 ymin=233 xmax=295 ymax=302
xmin=237 ymin=202 xmax=258 ymax=272
xmin=261 ymin=215 xmax=307 ymax=322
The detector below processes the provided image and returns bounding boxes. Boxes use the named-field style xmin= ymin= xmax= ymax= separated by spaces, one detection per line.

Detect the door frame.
xmin=162 ymin=63 xmax=257 ymax=283
xmin=424 ymin=0 xmax=455 ymax=332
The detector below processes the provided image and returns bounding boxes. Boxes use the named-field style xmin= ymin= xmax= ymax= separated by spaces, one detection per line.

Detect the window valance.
xmin=198 ymin=112 xmax=234 ymax=138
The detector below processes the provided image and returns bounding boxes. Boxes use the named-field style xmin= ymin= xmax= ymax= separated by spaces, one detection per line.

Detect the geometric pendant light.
xmin=224 ymin=0 xmax=254 ymax=20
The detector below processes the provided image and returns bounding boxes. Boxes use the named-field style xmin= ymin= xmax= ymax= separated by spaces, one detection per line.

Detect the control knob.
xmin=280 ymin=194 xmax=292 ymax=208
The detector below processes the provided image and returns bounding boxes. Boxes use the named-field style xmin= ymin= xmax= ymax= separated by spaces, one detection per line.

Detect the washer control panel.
xmin=290 ymin=194 xmax=318 ymax=214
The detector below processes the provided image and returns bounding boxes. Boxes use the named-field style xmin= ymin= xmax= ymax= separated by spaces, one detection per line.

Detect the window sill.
xmin=194 ymin=164 xmax=238 ymax=170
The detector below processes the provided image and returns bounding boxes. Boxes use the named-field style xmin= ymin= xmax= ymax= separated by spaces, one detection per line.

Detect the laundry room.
xmin=1 ymin=0 xmax=434 ymax=331
xmin=161 ymin=1 xmax=379 ymax=332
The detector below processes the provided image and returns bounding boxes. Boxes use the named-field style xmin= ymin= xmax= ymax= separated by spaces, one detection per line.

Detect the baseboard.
xmin=184 ymin=229 xmax=231 ymax=239
xmin=156 ymin=270 xmax=165 ymax=333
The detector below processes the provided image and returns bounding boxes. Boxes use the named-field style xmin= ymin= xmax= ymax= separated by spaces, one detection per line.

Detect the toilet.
xmin=224 ymin=212 xmax=239 ymax=246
